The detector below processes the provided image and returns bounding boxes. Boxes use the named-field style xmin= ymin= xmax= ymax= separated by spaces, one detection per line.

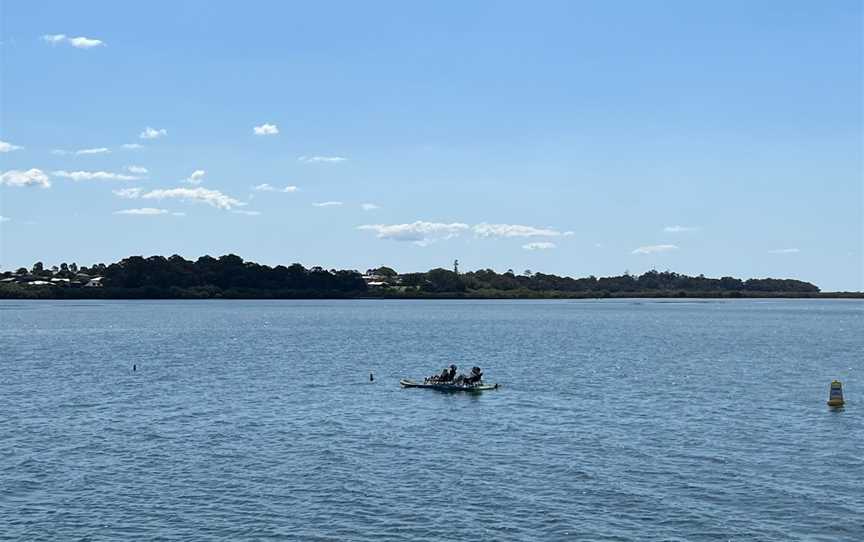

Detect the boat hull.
xmin=400 ymin=379 xmax=499 ymax=392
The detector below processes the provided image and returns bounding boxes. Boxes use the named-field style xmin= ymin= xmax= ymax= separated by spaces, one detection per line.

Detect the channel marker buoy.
xmin=827 ymin=380 xmax=845 ymax=407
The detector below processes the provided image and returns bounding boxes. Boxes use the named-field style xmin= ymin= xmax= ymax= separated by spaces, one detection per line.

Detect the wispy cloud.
xmin=53 ymin=170 xmax=139 ymax=181
xmin=0 ymin=169 xmax=51 ymax=188
xmin=768 ymin=248 xmax=800 ymax=254
xmin=664 ymin=225 xmax=699 ymax=233
xmin=299 ymin=155 xmax=347 ymax=163
xmin=42 ymin=34 xmax=104 ymax=49
xmin=53 ymin=147 xmax=111 ymax=156
xmin=254 ymin=183 xmax=298 ymax=193
xmin=126 ymin=165 xmax=148 ymax=174
xmin=232 ymin=210 xmax=261 ymax=216
xmin=358 ymin=221 xmax=574 ymax=245
xmin=361 ymin=203 xmax=380 ymax=211
xmin=253 ymin=123 xmax=279 ymax=136
xmin=121 ymin=143 xmax=144 ymax=150
xmin=358 ymin=221 xmax=470 ymax=245
xmin=523 ymin=242 xmax=556 ymax=250
xmin=141 ymin=187 xmax=244 ymax=210
xmin=42 ymin=34 xmax=67 ymax=45
xmin=0 ymin=215 xmax=10 ymax=223
xmin=0 ymin=140 xmax=23 ymax=153
xmin=632 ymin=244 xmax=679 ymax=255
xmin=186 ymin=170 xmax=206 ymax=184
xmin=75 ymin=147 xmax=110 ymax=155
xmin=114 ymin=208 xmax=169 ymax=216
xmin=473 ymin=223 xmax=573 ymax=238
xmin=313 ymin=201 xmax=344 ymax=207
xmin=139 ymin=127 xmax=167 ymax=140
xmin=112 ymin=187 xmax=143 ymax=199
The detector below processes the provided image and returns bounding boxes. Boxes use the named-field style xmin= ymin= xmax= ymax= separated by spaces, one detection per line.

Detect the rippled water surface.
xmin=2 ymin=299 xmax=862 ymax=540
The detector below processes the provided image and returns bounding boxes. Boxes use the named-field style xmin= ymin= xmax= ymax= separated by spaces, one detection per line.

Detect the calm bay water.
xmin=1 ymin=299 xmax=862 ymax=541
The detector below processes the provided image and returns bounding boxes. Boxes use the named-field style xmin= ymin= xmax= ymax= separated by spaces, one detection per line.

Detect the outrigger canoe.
xmin=400 ymin=379 xmax=499 ymax=392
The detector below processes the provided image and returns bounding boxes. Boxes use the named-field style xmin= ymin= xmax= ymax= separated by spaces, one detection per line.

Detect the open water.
xmin=1 ymin=299 xmax=862 ymax=541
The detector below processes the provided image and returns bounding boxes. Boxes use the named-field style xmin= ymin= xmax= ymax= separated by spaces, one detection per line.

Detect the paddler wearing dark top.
xmin=464 ymin=366 xmax=483 ymax=385
xmin=438 ymin=364 xmax=457 ymax=383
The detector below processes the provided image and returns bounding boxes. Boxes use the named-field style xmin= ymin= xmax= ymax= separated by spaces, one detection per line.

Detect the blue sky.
xmin=0 ymin=1 xmax=861 ymax=290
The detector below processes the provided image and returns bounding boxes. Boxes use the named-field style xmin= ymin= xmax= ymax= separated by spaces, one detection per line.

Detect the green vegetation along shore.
xmin=1 ymin=254 xmax=860 ymax=299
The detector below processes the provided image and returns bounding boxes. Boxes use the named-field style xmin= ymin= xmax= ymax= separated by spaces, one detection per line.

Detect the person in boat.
xmin=429 ymin=364 xmax=456 ymax=383
xmin=463 ymin=366 xmax=483 ymax=386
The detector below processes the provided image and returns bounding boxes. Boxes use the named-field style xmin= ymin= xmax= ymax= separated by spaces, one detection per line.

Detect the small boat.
xmin=827 ymin=380 xmax=845 ymax=407
xmin=399 ymin=378 xmax=499 ymax=392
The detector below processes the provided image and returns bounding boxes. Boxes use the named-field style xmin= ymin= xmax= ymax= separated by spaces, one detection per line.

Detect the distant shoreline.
xmin=4 ymin=254 xmax=850 ymax=300
xmin=1 ymin=286 xmax=861 ymax=300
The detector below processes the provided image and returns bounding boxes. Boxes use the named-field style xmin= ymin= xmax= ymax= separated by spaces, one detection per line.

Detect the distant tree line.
xmin=1 ymin=255 xmax=367 ymax=298
xmin=0 ymin=254 xmax=825 ymax=299
xmin=102 ymin=255 xmax=366 ymax=292
xmin=399 ymin=268 xmax=820 ymax=296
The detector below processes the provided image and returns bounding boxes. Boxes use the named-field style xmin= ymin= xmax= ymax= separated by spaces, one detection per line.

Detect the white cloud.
xmin=0 ymin=169 xmax=51 ymax=188
xmin=632 ymin=244 xmax=679 ymax=255
xmin=298 ymin=155 xmax=347 ymax=163
xmin=0 ymin=215 xmax=10 ymax=223
xmin=358 ymin=221 xmax=470 ymax=244
xmin=42 ymin=34 xmax=104 ymax=48
xmin=172 ymin=212 xmax=186 ymax=217
xmin=121 ymin=143 xmax=144 ymax=150
xmin=53 ymin=148 xmax=113 ymax=156
xmin=53 ymin=170 xmax=139 ymax=181
xmin=664 ymin=225 xmax=699 ymax=233
xmin=126 ymin=165 xmax=148 ymax=174
xmin=253 ymin=183 xmax=298 ymax=193
xmin=75 ymin=147 xmax=110 ymax=155
xmin=0 ymin=140 xmax=23 ymax=153
xmin=42 ymin=34 xmax=67 ymax=44
xmin=141 ymin=187 xmax=244 ymax=210
xmin=114 ymin=208 xmax=169 ymax=215
xmin=361 ymin=203 xmax=380 ymax=211
xmin=523 ymin=242 xmax=556 ymax=251
xmin=357 ymin=221 xmax=574 ymax=245
xmin=69 ymin=36 xmax=104 ymax=49
xmin=313 ymin=201 xmax=344 ymax=207
xmin=253 ymin=123 xmax=279 ymax=136
xmin=473 ymin=223 xmax=573 ymax=238
xmin=768 ymin=248 xmax=800 ymax=254
xmin=112 ymin=187 xmax=143 ymax=199
xmin=232 ymin=210 xmax=261 ymax=216
xmin=186 ymin=170 xmax=206 ymax=184
xmin=139 ymin=127 xmax=167 ymax=140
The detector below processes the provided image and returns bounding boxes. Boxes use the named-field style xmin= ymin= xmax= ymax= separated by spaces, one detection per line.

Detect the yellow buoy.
xmin=827 ymin=380 xmax=845 ymax=407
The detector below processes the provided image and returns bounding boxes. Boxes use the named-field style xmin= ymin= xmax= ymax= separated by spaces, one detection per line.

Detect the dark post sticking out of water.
xmin=133 ymin=364 xmax=136 ymax=372
xmin=369 ymin=372 xmax=374 ymax=382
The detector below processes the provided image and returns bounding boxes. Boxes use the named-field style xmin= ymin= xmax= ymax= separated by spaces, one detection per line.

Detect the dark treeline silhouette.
xmin=1 ymin=254 xmax=366 ymax=298
xmin=398 ymin=268 xmax=820 ymax=296
xmin=103 ymin=254 xmax=366 ymax=293
xmin=0 ymin=254 xmax=830 ymax=299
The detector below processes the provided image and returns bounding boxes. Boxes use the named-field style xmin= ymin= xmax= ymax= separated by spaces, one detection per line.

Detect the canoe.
xmin=399 ymin=378 xmax=499 ymax=392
